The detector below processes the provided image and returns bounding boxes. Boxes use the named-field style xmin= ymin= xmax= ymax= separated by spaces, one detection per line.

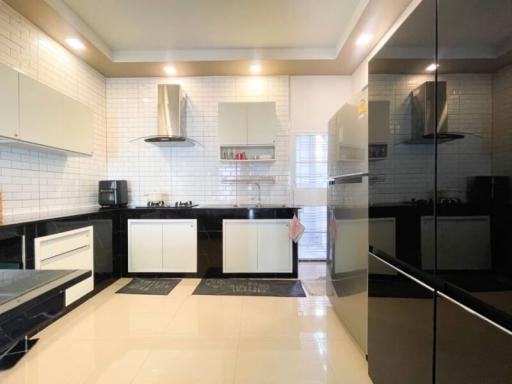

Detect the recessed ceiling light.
xmin=425 ymin=63 xmax=439 ymax=72
xmin=65 ymin=38 xmax=85 ymax=50
xmin=250 ymin=64 xmax=262 ymax=74
xmin=164 ymin=65 xmax=177 ymax=75
xmin=356 ymin=33 xmax=373 ymax=46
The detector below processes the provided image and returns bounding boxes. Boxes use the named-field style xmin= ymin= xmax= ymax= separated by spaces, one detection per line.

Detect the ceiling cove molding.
xmin=44 ymin=0 xmax=113 ymax=59
xmin=44 ymin=0 xmax=366 ymax=63
xmin=111 ymin=47 xmax=338 ymax=63
xmin=335 ymin=0 xmax=370 ymax=56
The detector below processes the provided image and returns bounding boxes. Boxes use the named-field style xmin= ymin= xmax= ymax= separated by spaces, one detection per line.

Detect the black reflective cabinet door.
xmin=436 ymin=294 xmax=512 ymax=384
xmin=368 ymin=254 xmax=434 ymax=384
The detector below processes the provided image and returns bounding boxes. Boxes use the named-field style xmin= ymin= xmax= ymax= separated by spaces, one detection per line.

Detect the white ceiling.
xmin=49 ymin=0 xmax=368 ymax=62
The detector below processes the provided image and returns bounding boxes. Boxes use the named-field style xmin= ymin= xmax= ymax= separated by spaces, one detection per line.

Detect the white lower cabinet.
xmin=128 ymin=219 xmax=197 ymax=273
xmin=34 ymin=226 xmax=94 ymax=306
xmin=223 ymin=220 xmax=292 ymax=273
xmin=129 ymin=221 xmax=163 ymax=272
xmin=162 ymin=221 xmax=197 ymax=272
xmin=223 ymin=221 xmax=259 ymax=273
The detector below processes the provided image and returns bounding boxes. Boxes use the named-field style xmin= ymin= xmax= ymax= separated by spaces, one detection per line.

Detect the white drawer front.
xmin=38 ymin=231 xmax=91 ymax=261
xmin=35 ymin=226 xmax=94 ymax=306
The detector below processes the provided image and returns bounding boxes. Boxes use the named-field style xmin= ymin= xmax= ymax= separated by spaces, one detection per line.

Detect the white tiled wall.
xmin=107 ymin=76 xmax=291 ymax=206
xmin=0 ymin=0 xmax=107 ymax=222
xmin=369 ymin=73 xmax=492 ymax=203
xmin=492 ymin=64 xmax=512 ymax=176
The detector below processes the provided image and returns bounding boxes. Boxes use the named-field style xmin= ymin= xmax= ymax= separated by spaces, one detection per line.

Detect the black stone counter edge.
xmin=369 ymin=247 xmax=512 ymax=333
xmin=0 ymin=206 xmax=302 ymax=229
xmin=0 ymin=270 xmax=92 ymax=355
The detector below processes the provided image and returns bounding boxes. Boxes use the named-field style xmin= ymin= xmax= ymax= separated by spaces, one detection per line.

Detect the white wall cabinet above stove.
xmin=223 ymin=219 xmax=292 ymax=273
xmin=128 ymin=219 xmax=197 ymax=273
xmin=218 ymin=102 xmax=277 ymax=146
xmin=0 ymin=62 xmax=94 ymax=155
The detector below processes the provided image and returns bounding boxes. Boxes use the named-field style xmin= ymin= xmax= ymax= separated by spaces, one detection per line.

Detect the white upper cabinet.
xmin=0 ymin=63 xmax=20 ymax=139
xmin=218 ymin=101 xmax=277 ymax=145
xmin=247 ymin=102 xmax=277 ymax=145
xmin=19 ymin=74 xmax=94 ymax=155
xmin=219 ymin=102 xmax=247 ymax=145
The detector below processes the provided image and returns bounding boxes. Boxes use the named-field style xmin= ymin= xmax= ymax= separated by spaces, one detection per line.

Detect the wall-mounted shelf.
xmin=220 ymin=159 xmax=275 ymax=163
xmin=219 ymin=144 xmax=275 ymax=162
xmin=222 ymin=176 xmax=276 ymax=184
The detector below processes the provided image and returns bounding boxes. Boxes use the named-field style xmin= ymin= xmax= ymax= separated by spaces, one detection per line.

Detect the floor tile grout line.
xmin=128 ymin=279 xmax=198 ymax=384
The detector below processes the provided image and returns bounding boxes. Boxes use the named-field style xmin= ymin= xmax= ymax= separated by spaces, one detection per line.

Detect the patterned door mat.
xmin=116 ymin=278 xmax=181 ymax=295
xmin=192 ymin=279 xmax=306 ymax=297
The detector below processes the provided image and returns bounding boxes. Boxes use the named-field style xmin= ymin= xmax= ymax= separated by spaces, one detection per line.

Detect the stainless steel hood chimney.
xmin=143 ymin=84 xmax=197 ymax=146
xmin=409 ymin=81 xmax=464 ymax=143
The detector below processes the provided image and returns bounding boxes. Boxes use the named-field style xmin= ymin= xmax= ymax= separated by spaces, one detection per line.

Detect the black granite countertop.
xmin=0 ymin=205 xmax=301 ymax=228
xmin=130 ymin=205 xmax=301 ymax=210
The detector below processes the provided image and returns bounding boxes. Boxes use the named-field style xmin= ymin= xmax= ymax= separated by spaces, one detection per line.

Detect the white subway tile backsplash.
xmin=106 ymin=76 xmax=292 ymax=206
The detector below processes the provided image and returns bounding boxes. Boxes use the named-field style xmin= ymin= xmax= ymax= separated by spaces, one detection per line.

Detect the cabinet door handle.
xmin=437 ymin=291 xmax=512 ymax=336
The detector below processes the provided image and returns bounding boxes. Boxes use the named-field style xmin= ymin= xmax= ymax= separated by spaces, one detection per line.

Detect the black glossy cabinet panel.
xmin=368 ymin=0 xmax=512 ymax=381
xmin=368 ymin=254 xmax=434 ymax=384
xmin=436 ymin=294 xmax=512 ymax=384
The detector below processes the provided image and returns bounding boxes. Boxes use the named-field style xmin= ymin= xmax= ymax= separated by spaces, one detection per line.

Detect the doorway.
xmin=293 ymin=133 xmax=328 ymax=262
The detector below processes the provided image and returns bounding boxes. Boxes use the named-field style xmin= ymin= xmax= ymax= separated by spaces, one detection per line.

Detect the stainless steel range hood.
xmin=143 ymin=84 xmax=197 ymax=146
xmin=409 ymin=81 xmax=464 ymax=143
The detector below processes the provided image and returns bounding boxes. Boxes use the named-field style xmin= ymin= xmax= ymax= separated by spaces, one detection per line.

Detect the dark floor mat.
xmin=193 ymin=279 xmax=306 ymax=297
xmin=116 ymin=278 xmax=181 ymax=295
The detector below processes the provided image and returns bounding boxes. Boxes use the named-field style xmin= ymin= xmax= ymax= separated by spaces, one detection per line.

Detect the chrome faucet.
xmin=251 ymin=182 xmax=262 ymax=207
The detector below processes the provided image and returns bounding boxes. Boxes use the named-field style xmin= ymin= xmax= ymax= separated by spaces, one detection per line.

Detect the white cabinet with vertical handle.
xmin=162 ymin=221 xmax=197 ymax=272
xmin=223 ymin=220 xmax=292 ymax=273
xmin=223 ymin=221 xmax=259 ymax=272
xmin=0 ymin=62 xmax=20 ymax=140
xmin=128 ymin=219 xmax=197 ymax=273
xmin=129 ymin=221 xmax=163 ymax=272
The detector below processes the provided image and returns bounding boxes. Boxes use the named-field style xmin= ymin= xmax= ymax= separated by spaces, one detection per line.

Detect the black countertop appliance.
xmin=98 ymin=180 xmax=128 ymax=207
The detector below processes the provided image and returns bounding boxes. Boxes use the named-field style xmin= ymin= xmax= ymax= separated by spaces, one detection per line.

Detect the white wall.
xmin=0 ymin=0 xmax=107 ymax=223
xmin=290 ymin=76 xmax=352 ymax=134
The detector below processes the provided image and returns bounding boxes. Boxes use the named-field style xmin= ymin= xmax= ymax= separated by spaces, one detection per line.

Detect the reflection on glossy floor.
xmin=300 ymin=261 xmax=328 ymax=296
xmin=0 ymin=278 xmax=372 ymax=384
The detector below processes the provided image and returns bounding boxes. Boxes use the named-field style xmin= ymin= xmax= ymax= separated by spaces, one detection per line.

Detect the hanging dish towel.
xmin=289 ymin=214 xmax=305 ymax=243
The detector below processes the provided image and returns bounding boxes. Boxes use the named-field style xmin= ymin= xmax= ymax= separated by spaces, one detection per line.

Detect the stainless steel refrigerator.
xmin=326 ymin=90 xmax=368 ymax=353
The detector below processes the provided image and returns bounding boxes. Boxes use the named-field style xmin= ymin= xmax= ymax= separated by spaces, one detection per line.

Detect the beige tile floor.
xmin=0 ymin=267 xmax=372 ymax=384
